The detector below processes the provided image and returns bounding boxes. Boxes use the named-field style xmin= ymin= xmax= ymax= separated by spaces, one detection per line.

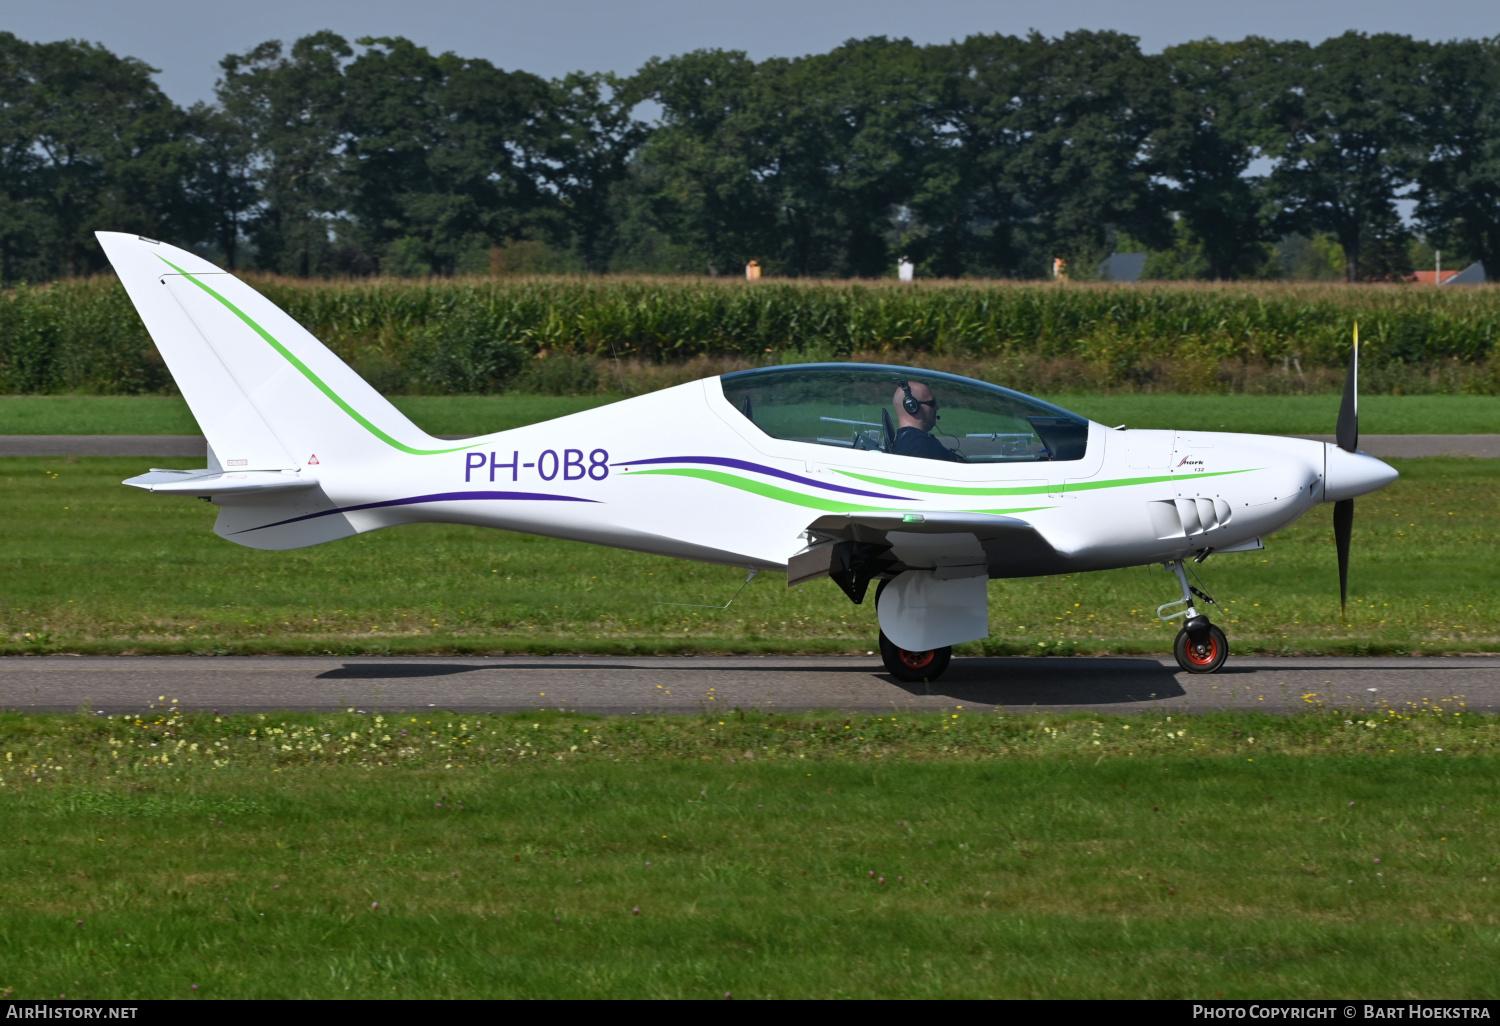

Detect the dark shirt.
xmin=891 ymin=426 xmax=963 ymax=462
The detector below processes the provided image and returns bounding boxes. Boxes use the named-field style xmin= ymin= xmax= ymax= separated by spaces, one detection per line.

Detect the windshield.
xmin=719 ymin=363 xmax=1090 ymax=463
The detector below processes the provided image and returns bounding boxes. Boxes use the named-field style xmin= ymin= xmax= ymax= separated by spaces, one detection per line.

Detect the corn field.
xmin=2 ymin=275 xmax=1498 ymax=396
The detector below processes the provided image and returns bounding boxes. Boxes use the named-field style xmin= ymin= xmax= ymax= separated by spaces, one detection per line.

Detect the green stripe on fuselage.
xmin=629 ymin=468 xmax=879 ymax=512
xmin=833 ymin=467 xmax=1260 ymax=496
xmin=628 ymin=467 xmax=1054 ymax=517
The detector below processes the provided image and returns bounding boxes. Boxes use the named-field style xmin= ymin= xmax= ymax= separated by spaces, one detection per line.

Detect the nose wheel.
xmin=878 ymin=631 xmax=952 ymax=683
xmin=1160 ymin=559 xmax=1230 ymax=674
xmin=1173 ymin=617 xmax=1228 ymax=673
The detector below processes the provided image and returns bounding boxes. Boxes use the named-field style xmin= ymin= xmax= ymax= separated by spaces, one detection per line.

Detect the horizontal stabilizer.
xmin=124 ymin=468 xmax=319 ymax=496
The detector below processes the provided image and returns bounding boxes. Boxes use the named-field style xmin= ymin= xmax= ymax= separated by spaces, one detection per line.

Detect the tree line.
xmin=1 ymin=29 xmax=1496 ymax=285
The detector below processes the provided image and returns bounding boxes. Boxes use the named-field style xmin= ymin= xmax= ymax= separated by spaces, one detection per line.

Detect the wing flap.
xmin=791 ymin=510 xmax=1059 ymax=588
xmin=807 ymin=510 xmax=1043 ymax=542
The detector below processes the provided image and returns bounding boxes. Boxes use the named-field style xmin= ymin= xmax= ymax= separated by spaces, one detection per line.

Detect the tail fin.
xmin=97 ymin=232 xmax=462 ymax=469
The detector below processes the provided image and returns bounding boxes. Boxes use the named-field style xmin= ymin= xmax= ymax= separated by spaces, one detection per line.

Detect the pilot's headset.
xmin=897 ymin=380 xmax=938 ymax=421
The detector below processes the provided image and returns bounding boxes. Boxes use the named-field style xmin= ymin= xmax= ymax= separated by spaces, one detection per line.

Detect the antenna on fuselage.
xmin=655 ymin=569 xmax=761 ymax=609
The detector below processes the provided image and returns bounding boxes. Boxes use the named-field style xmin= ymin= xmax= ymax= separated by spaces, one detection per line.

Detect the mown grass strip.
xmin=1 ymin=708 xmax=1496 ymax=998
xmin=5 ymin=703 xmax=1489 ymax=773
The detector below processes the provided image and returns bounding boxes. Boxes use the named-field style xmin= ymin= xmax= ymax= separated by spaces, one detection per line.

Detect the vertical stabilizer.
xmin=97 ymin=232 xmax=453 ymax=470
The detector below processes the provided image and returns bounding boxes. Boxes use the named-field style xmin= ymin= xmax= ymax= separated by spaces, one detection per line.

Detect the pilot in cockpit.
xmin=890 ymin=380 xmax=964 ymax=462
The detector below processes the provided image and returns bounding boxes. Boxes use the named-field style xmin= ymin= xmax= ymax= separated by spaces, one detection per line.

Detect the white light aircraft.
xmin=99 ymin=232 xmax=1400 ymax=680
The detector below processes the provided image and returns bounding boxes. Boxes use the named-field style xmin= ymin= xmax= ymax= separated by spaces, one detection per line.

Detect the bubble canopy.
xmin=719 ymin=363 xmax=1091 ymax=463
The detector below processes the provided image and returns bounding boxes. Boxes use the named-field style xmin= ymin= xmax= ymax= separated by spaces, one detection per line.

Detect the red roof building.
xmin=1411 ymin=270 xmax=1461 ymax=284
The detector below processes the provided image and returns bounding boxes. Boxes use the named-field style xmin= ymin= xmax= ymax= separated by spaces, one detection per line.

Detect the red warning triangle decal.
xmin=308 ymin=454 xmax=320 ymax=465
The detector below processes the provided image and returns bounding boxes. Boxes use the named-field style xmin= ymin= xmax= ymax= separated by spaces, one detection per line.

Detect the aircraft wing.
xmin=789 ymin=510 xmax=1059 ymax=588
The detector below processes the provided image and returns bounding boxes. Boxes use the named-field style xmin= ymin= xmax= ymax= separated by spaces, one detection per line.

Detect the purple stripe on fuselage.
xmin=235 ymin=490 xmax=598 ymax=534
xmin=612 ymin=456 xmax=913 ymax=501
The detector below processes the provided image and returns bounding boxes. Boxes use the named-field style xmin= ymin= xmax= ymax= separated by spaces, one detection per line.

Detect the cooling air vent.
xmin=1148 ymin=498 xmax=1232 ymax=539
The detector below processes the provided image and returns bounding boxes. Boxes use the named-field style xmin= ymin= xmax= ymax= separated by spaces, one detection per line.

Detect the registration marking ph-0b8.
xmin=465 ymin=450 xmax=610 ymax=483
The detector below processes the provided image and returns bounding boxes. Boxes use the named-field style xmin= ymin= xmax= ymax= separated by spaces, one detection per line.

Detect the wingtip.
xmin=94 ymin=230 xmax=149 ymax=245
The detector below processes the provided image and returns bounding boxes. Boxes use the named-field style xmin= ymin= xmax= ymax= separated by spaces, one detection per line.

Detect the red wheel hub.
xmin=897 ymin=648 xmax=936 ymax=670
xmin=1185 ymin=636 xmax=1219 ymax=666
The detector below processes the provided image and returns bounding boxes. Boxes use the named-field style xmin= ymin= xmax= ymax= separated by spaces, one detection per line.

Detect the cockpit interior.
xmin=720 ymin=363 xmax=1090 ymax=463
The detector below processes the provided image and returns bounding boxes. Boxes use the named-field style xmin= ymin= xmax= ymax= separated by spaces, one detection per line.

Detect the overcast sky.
xmin=7 ymin=0 xmax=1498 ymax=106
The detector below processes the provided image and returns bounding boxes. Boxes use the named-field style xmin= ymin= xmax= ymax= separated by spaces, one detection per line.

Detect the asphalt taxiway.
xmin=1 ymin=655 xmax=1495 ymax=716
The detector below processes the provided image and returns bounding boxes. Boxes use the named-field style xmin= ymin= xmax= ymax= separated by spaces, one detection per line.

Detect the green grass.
xmin=1 ymin=456 xmax=1495 ymax=655
xmin=1 ymin=392 xmax=1496 ymax=436
xmin=2 ymin=707 xmax=1497 ymax=998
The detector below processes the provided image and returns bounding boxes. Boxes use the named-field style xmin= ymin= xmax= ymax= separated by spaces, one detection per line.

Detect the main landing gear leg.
xmin=1160 ymin=559 xmax=1229 ymax=674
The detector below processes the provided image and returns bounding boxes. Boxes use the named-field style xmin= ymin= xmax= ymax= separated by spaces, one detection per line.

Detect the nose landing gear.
xmin=1160 ymin=559 xmax=1229 ymax=674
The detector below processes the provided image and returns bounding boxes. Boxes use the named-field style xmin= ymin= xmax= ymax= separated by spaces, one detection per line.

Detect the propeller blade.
xmin=1333 ymin=498 xmax=1354 ymax=619
xmin=1336 ymin=323 xmax=1359 ymax=453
